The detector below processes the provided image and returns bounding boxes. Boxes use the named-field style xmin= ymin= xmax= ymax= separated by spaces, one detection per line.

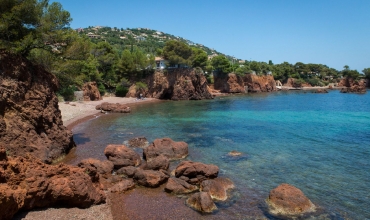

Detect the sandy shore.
xmin=60 ymin=97 xmax=159 ymax=129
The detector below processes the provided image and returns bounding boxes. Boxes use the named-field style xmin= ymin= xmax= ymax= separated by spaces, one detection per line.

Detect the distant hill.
xmin=78 ymin=26 xmax=226 ymax=58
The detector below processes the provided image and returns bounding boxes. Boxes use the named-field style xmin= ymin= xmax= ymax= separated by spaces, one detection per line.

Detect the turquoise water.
xmin=69 ymin=90 xmax=370 ymax=219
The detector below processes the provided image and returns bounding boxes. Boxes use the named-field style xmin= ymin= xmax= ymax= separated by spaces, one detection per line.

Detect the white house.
xmin=155 ymin=57 xmax=167 ymax=69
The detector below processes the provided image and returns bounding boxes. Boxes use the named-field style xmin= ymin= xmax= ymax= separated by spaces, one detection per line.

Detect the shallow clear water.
xmin=69 ymin=90 xmax=370 ymax=219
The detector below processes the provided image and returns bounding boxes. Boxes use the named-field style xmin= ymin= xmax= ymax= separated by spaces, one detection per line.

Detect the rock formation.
xmin=145 ymin=69 xmax=213 ymax=100
xmin=0 ymin=148 xmax=105 ymax=220
xmin=339 ymin=78 xmax=367 ymax=93
xmin=200 ymin=178 xmax=235 ymax=201
xmin=133 ymin=168 xmax=169 ymax=187
xmin=213 ymin=73 xmax=276 ymax=93
xmin=127 ymin=136 xmax=149 ymax=148
xmin=0 ymin=50 xmax=75 ymax=163
xmin=243 ymin=74 xmax=276 ymax=92
xmin=143 ymin=137 xmax=188 ymax=161
xmin=165 ymin=177 xmax=198 ymax=194
xmin=266 ymin=183 xmax=316 ymax=216
xmin=95 ymin=102 xmax=131 ymax=113
xmin=82 ymin=82 xmax=102 ymax=101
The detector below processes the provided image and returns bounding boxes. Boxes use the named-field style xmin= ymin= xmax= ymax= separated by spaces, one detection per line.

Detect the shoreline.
xmin=60 ymin=97 xmax=162 ymax=130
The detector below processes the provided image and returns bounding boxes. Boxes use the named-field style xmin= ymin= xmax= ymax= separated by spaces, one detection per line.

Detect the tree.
xmin=118 ymin=49 xmax=135 ymax=77
xmin=0 ymin=0 xmax=72 ymax=55
xmin=362 ymin=68 xmax=370 ymax=79
xmin=191 ymin=48 xmax=208 ymax=70
xmin=211 ymin=55 xmax=230 ymax=74
xmin=163 ymin=40 xmax=192 ymax=67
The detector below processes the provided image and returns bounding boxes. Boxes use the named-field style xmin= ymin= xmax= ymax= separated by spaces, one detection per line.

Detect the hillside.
xmin=78 ymin=26 xmax=225 ymax=58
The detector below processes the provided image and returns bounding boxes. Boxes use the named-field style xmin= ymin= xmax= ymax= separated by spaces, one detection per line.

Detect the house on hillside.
xmin=155 ymin=57 xmax=167 ymax=69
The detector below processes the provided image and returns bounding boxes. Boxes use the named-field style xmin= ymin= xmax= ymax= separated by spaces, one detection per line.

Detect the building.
xmin=155 ymin=57 xmax=167 ymax=69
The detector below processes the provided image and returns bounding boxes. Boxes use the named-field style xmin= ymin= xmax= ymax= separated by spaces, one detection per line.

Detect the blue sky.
xmin=54 ymin=0 xmax=370 ymax=72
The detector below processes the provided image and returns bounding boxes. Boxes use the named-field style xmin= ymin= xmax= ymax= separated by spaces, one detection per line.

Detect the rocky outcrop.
xmin=0 ymin=148 xmax=105 ymax=219
xmin=95 ymin=102 xmax=131 ymax=113
xmin=266 ymin=183 xmax=316 ymax=216
xmin=213 ymin=73 xmax=276 ymax=93
xmin=146 ymin=69 xmax=213 ymax=100
xmin=186 ymin=192 xmax=218 ymax=213
xmin=78 ymin=158 xmax=114 ymax=180
xmin=314 ymin=89 xmax=329 ymax=93
xmin=244 ymin=74 xmax=276 ymax=92
xmin=104 ymin=144 xmax=141 ymax=169
xmin=109 ymin=179 xmax=136 ymax=193
xmin=175 ymin=161 xmax=219 ymax=185
xmin=0 ymin=50 xmax=75 ymax=163
xmin=213 ymin=73 xmax=245 ymax=93
xmin=143 ymin=154 xmax=170 ymax=171
xmin=127 ymin=136 xmax=149 ymax=148
xmin=82 ymin=82 xmax=102 ymax=101
xmin=143 ymin=138 xmax=188 ymax=161
xmin=340 ymin=78 xmax=367 ymax=93
xmin=200 ymin=178 xmax=234 ymax=201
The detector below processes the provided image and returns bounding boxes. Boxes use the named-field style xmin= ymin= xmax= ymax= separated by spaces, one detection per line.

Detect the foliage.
xmin=58 ymin=86 xmax=76 ymax=101
xmin=211 ymin=55 xmax=230 ymax=74
xmin=362 ymin=68 xmax=370 ymax=79
xmin=135 ymin=82 xmax=147 ymax=90
xmin=98 ymin=83 xmax=106 ymax=96
xmin=191 ymin=48 xmax=208 ymax=69
xmin=115 ymin=85 xmax=128 ymax=97
xmin=163 ymin=40 xmax=192 ymax=67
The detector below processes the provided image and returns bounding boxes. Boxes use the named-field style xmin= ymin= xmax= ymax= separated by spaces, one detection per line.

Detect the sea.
xmin=66 ymin=90 xmax=370 ymax=219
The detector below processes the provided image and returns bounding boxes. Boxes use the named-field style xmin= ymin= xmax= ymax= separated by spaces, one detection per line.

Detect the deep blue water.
xmin=69 ymin=90 xmax=370 ymax=219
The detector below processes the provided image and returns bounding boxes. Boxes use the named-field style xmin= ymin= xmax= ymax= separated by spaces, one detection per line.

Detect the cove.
xmin=67 ymin=90 xmax=370 ymax=219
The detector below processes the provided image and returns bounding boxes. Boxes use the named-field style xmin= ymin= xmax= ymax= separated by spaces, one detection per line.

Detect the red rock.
xmin=340 ymin=78 xmax=367 ymax=93
xmin=143 ymin=138 xmax=188 ymax=161
xmin=186 ymin=192 xmax=218 ymax=213
xmin=164 ymin=177 xmax=198 ymax=194
xmin=95 ymin=102 xmax=131 ymax=113
xmin=314 ymin=89 xmax=328 ymax=93
xmin=116 ymin=166 xmax=137 ymax=178
xmin=175 ymin=161 xmax=219 ymax=185
xmin=144 ymin=154 xmax=169 ymax=171
xmin=82 ymin=82 xmax=102 ymax=101
xmin=267 ymin=183 xmax=316 ymax=216
xmin=104 ymin=144 xmax=141 ymax=169
xmin=213 ymin=73 xmax=245 ymax=93
xmin=133 ymin=168 xmax=169 ymax=188
xmin=200 ymin=178 xmax=234 ymax=201
xmin=0 ymin=150 xmax=105 ymax=219
xmin=0 ymin=51 xmax=75 ymax=163
xmin=109 ymin=179 xmax=135 ymax=193
xmin=145 ymin=69 xmax=213 ymax=100
xmin=244 ymin=74 xmax=276 ymax=92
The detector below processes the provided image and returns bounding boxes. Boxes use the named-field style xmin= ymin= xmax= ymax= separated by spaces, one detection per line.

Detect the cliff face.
xmin=213 ymin=73 xmax=276 ymax=93
xmin=339 ymin=77 xmax=367 ymax=93
xmin=0 ymin=50 xmax=75 ymax=163
xmin=146 ymin=69 xmax=213 ymax=100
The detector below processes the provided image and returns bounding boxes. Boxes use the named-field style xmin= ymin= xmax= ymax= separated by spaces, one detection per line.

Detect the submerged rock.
xmin=104 ymin=144 xmax=141 ymax=169
xmin=143 ymin=138 xmax=188 ymax=161
xmin=186 ymin=192 xmax=218 ymax=213
xmin=128 ymin=136 xmax=149 ymax=148
xmin=109 ymin=179 xmax=136 ymax=193
xmin=266 ymin=183 xmax=316 ymax=216
xmin=200 ymin=178 xmax=235 ymax=201
xmin=314 ymin=89 xmax=328 ymax=93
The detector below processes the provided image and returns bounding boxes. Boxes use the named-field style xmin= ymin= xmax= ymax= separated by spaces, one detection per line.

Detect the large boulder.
xmin=0 ymin=148 xmax=105 ymax=219
xmin=104 ymin=145 xmax=141 ymax=169
xmin=186 ymin=192 xmax=218 ymax=213
xmin=133 ymin=168 xmax=169 ymax=187
xmin=200 ymin=178 xmax=234 ymax=201
xmin=82 ymin=81 xmax=102 ymax=101
xmin=95 ymin=102 xmax=131 ymax=113
xmin=145 ymin=69 xmax=213 ymax=100
xmin=0 ymin=50 xmax=75 ymax=163
xmin=143 ymin=138 xmax=188 ymax=161
xmin=175 ymin=161 xmax=219 ymax=185
xmin=164 ymin=177 xmax=198 ymax=194
xmin=266 ymin=183 xmax=316 ymax=216
xmin=116 ymin=166 xmax=137 ymax=178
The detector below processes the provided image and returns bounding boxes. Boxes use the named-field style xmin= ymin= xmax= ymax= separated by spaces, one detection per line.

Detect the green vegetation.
xmin=1 ymin=0 xmax=368 ymax=101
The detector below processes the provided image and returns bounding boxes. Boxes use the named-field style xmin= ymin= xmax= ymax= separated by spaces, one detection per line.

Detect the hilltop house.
xmin=155 ymin=57 xmax=167 ymax=69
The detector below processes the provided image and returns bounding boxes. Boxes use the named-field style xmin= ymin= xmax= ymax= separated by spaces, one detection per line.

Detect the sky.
xmin=53 ymin=0 xmax=370 ymax=72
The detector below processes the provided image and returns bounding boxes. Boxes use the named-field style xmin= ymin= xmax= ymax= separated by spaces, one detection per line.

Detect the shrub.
xmin=135 ymin=82 xmax=147 ymax=90
xmin=98 ymin=83 xmax=106 ymax=96
xmin=206 ymin=75 xmax=214 ymax=84
xmin=58 ymin=86 xmax=76 ymax=101
xmin=115 ymin=85 xmax=128 ymax=97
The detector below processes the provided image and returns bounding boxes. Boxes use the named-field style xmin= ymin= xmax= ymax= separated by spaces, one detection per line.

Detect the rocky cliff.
xmin=145 ymin=69 xmax=213 ymax=100
xmin=339 ymin=77 xmax=367 ymax=93
xmin=213 ymin=73 xmax=276 ymax=93
xmin=0 ymin=50 xmax=75 ymax=163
